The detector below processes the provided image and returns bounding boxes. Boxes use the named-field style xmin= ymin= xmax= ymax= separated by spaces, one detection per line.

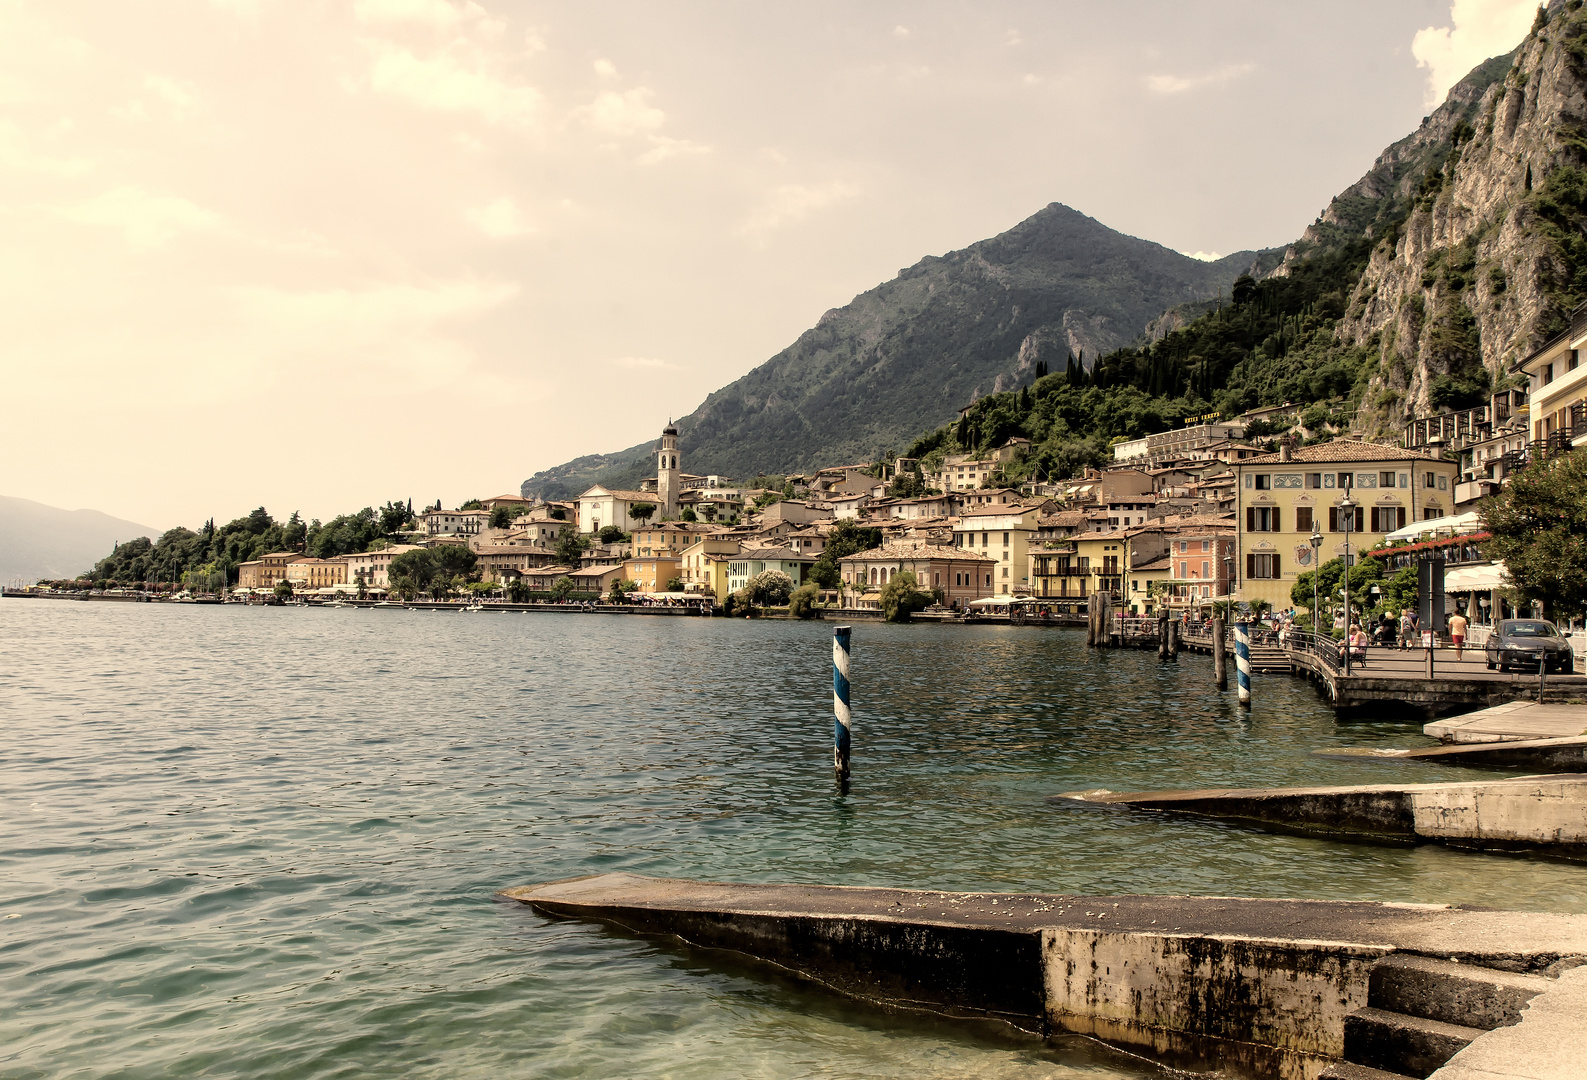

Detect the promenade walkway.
xmin=1427 ymin=701 xmax=1587 ymax=743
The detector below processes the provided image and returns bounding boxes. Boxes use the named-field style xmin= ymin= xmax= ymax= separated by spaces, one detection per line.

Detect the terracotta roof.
xmin=1132 ymin=556 xmax=1172 ymax=572
xmin=957 ymin=502 xmax=1038 ymax=518
xmin=838 ymin=541 xmax=995 ymax=563
xmin=1039 ymin=511 xmax=1089 ymax=526
xmin=734 ymin=545 xmax=817 ymax=561
xmin=1239 ymin=440 xmax=1445 ymax=465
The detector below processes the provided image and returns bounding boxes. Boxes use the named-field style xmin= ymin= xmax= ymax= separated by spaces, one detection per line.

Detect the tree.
xmin=1482 ymin=450 xmax=1587 ymax=618
xmin=459 ymin=499 xmax=484 ymax=511
xmin=878 ymin=570 xmax=934 ymax=622
xmin=549 ymin=506 xmax=566 ymax=520
xmin=506 ymin=578 xmax=531 ymax=602
xmin=810 ymin=556 xmax=841 ymax=589
xmin=489 ymin=506 xmax=514 ymax=529
xmin=630 ymin=503 xmax=656 ymax=523
xmin=550 ymin=575 xmax=576 ymax=601
xmin=380 ymin=500 xmax=412 ymax=534
xmin=681 ymin=508 xmax=698 ymax=522
xmin=273 ymin=577 xmax=294 ymax=601
xmin=555 ymin=531 xmax=588 ymax=567
xmin=598 ymin=525 xmax=627 ymax=545
xmin=430 ymin=543 xmax=478 ymax=580
xmin=609 ymin=578 xmax=630 ymax=603
xmin=789 ymin=582 xmax=820 ymax=618
xmin=388 ymin=549 xmax=438 ymax=592
xmin=666 ymin=576 xmax=684 ymax=591
xmin=748 ymin=569 xmax=794 ymax=606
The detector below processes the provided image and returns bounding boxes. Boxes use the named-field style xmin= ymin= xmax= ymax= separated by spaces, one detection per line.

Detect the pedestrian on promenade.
xmin=1448 ymin=608 xmax=1469 ymax=662
xmin=1399 ymin=608 xmax=1417 ymax=651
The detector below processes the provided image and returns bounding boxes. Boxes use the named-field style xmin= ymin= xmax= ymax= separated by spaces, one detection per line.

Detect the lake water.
xmin=6 ymin=602 xmax=1587 ymax=1079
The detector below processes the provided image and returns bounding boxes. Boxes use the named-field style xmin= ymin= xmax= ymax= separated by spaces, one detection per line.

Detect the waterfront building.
xmin=1507 ymin=305 xmax=1587 ymax=456
xmin=1125 ymin=554 xmax=1172 ymax=616
xmin=522 ymin=565 xmax=575 ymax=592
xmin=952 ymin=504 xmax=1041 ymax=595
xmin=342 ymin=544 xmax=424 ymax=589
xmin=623 ymin=555 xmax=683 ymax=593
xmin=1231 ymin=437 xmax=1459 ymax=612
xmin=474 ymin=543 xmax=558 ymax=583
xmin=236 ymin=551 xmax=304 ymax=590
xmin=285 ymin=557 xmax=347 ymax=589
xmin=1110 ymin=421 xmax=1246 ymax=465
xmin=568 ymin=564 xmax=626 ymax=595
xmin=836 ymin=539 xmax=996 ymax=610
xmin=726 ymin=546 xmax=816 ymax=595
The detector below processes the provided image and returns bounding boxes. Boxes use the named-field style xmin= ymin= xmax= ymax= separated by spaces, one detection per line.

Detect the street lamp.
xmin=1309 ymin=526 xmax=1324 ymax=642
xmin=1340 ymin=494 xmax=1355 ymax=674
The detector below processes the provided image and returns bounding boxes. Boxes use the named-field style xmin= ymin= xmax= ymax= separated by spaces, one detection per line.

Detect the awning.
xmin=1443 ymin=563 xmax=1510 ymax=592
xmin=1383 ymin=511 xmax=1483 ymax=542
xmin=966 ymin=595 xmax=1040 ymax=608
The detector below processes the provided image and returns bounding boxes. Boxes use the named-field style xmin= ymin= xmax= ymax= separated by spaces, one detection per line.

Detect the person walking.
xmin=1447 ymin=608 xmax=1469 ymax=663
xmin=1399 ymin=608 xmax=1417 ymax=651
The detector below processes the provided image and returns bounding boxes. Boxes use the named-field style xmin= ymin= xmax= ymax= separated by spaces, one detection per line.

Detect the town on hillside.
xmin=33 ymin=347 xmax=1572 ymax=636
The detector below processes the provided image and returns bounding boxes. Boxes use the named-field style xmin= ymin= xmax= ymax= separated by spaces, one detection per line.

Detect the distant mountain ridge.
xmin=523 ymin=204 xmax=1276 ymax=499
xmin=0 ymin=496 xmax=160 ymax=584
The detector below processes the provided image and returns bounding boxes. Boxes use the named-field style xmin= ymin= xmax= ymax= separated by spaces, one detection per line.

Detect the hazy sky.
xmin=0 ymin=0 xmax=1536 ymax=530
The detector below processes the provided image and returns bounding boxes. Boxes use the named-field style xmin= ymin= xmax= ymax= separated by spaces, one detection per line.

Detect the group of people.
xmin=1334 ymin=606 xmax=1470 ymax=663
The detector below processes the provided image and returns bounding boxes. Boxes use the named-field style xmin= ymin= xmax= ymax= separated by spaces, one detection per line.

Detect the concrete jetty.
xmin=499 ymin=872 xmax=1587 ymax=1080
xmin=1425 ymin=701 xmax=1587 ymax=744
xmin=1054 ymin=776 xmax=1587 ymax=856
xmin=1317 ymin=736 xmax=1587 ymax=774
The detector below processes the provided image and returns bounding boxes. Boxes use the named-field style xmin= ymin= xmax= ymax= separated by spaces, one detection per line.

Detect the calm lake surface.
xmin=6 ymin=601 xmax=1587 ymax=1079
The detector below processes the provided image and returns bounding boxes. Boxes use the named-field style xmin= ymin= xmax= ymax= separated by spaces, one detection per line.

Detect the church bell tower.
xmin=657 ymin=422 xmax=679 ymax=518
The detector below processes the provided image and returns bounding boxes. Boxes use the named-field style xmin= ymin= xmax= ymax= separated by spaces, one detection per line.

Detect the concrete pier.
xmin=1055 ymin=776 xmax=1587 ymax=857
xmin=1318 ymin=736 xmax=1587 ymax=774
xmin=499 ymin=872 xmax=1587 ymax=1080
xmin=1426 ymin=702 xmax=1587 ymax=744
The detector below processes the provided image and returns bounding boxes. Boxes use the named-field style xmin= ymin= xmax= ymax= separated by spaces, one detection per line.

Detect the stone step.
xmin=1318 ymin=1062 xmax=1416 ymax=1080
xmin=1369 ymin=953 xmax=1550 ymax=1030
xmin=1343 ymin=1006 xmax=1486 ymax=1078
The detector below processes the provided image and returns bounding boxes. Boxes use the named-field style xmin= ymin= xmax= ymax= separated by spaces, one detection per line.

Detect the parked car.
xmin=1484 ymin=619 xmax=1574 ymax=673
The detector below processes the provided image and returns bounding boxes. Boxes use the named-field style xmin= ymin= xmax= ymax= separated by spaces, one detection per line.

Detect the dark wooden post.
xmin=1213 ymin=617 xmax=1227 ymax=690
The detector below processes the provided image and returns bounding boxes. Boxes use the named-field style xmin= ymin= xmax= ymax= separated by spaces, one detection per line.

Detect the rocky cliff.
xmin=1338 ymin=0 xmax=1587 ymax=429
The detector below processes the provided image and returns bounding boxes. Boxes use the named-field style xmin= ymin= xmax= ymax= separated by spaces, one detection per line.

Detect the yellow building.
xmin=1232 ymin=439 xmax=1459 ymax=611
xmin=1513 ymin=302 xmax=1587 ymax=449
xmin=623 ymin=555 xmax=683 ymax=592
xmin=953 ymin=504 xmax=1040 ymax=595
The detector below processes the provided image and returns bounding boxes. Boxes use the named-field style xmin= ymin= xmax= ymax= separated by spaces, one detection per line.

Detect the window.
xmin=1306 ymin=473 xmax=1322 ymax=488
xmin=1254 ymin=474 xmax=1271 ymax=490
xmin=1178 ymin=541 xmax=1188 ymax=553
xmin=1571 ymin=350 xmax=1580 ymax=372
xmin=981 ymin=532 xmax=989 ymax=546
xmin=1379 ymin=471 xmax=1395 ymax=487
xmin=1246 ymin=553 xmax=1281 ymax=579
xmin=1201 ymin=560 xmax=1210 ymax=578
xmin=1337 ymin=472 xmax=1352 ymax=488
xmin=1002 ymin=532 xmax=1010 ymax=545
xmin=1370 ymin=506 xmax=1406 ymax=532
xmin=1424 ymin=471 xmax=1436 ymax=488
xmin=1246 ymin=506 xmax=1281 ymax=531
xmin=1200 ymin=540 xmax=1211 ymax=553
xmin=1544 ymin=363 xmax=1555 ymax=385
xmin=1295 ymin=506 xmax=1313 ymax=532
xmin=1328 ymin=506 xmax=1365 ymax=532
xmin=1178 ymin=561 xmax=1188 ymax=577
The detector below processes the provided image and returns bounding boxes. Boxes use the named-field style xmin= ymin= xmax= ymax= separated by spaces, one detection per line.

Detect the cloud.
xmin=61 ymin=186 xmax=227 ymax=248
xmin=892 ymin=25 xmax=909 ymax=38
xmin=739 ymin=180 xmax=859 ymax=238
xmin=466 ymin=196 xmax=533 ymax=237
xmin=1145 ymin=63 xmax=1254 ymax=95
xmin=353 ymin=0 xmax=484 ymax=28
xmin=636 ymin=134 xmax=709 ymax=165
xmin=577 ymin=87 xmax=666 ymax=136
xmin=593 ymin=58 xmax=617 ymax=78
xmin=364 ymin=42 xmax=544 ymax=125
xmin=1412 ymin=0 xmax=1535 ymax=109
xmin=0 ymin=120 xmax=93 ymax=175
xmin=1181 ymin=250 xmax=1223 ymax=262
xmin=144 ymin=75 xmax=199 ymax=112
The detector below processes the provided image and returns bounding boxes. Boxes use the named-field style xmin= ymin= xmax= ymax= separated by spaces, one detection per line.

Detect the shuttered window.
xmin=1246 ymin=553 xmax=1281 ymax=579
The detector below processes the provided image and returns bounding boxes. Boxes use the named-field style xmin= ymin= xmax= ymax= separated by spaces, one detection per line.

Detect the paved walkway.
xmin=1426 ymin=701 xmax=1587 ymax=743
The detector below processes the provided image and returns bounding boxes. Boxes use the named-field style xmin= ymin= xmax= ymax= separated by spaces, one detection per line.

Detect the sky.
xmin=0 ymin=0 xmax=1539 ymax=531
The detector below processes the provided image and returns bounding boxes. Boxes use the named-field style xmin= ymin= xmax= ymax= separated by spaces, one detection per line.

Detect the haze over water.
xmin=5 ymin=603 xmax=1586 ymax=1079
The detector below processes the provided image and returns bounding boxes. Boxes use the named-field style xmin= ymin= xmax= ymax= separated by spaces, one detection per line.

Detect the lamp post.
xmin=1340 ymin=494 xmax=1355 ymax=675
xmin=1309 ymin=527 xmax=1324 ymax=646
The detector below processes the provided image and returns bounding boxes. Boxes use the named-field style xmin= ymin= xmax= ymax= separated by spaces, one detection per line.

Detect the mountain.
xmin=0 ymin=496 xmax=160 ymax=584
xmin=522 ymin=205 xmax=1276 ymax=498
xmin=1337 ymin=0 xmax=1587 ymax=429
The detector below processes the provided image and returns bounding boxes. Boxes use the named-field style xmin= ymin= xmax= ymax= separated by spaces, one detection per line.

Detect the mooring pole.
xmin=1085 ymin=593 xmax=1096 ymax=647
xmin=833 ymin=625 xmax=852 ymax=784
xmin=1234 ymin=621 xmax=1251 ymax=707
xmin=1158 ymin=611 xmax=1168 ymax=659
xmin=1213 ymin=617 xmax=1227 ymax=690
xmin=1167 ymin=617 xmax=1180 ymax=659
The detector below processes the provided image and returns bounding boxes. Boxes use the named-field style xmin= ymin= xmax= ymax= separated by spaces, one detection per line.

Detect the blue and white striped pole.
xmin=833 ymin=625 xmax=852 ymax=783
xmin=1234 ymin=621 xmax=1251 ymax=707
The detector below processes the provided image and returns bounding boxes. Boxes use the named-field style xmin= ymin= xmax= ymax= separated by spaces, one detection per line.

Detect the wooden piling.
xmin=1213 ymin=618 xmax=1227 ymax=690
xmin=1167 ymin=618 xmax=1179 ymax=659
xmin=1086 ymin=593 xmax=1097 ymax=647
xmin=1158 ymin=612 xmax=1168 ymax=659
